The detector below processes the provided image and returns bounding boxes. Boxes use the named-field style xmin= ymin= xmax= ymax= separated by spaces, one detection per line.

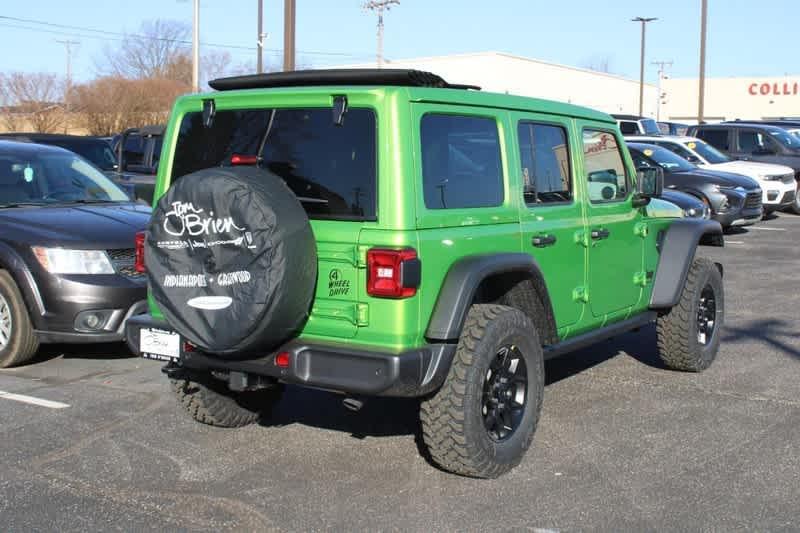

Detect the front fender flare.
xmin=650 ymin=219 xmax=723 ymax=310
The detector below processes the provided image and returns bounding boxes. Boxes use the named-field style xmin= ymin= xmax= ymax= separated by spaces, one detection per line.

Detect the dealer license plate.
xmin=140 ymin=328 xmax=181 ymax=362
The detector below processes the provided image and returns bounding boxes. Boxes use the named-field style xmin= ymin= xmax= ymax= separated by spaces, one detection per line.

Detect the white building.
xmin=343 ymin=51 xmax=659 ymax=117
xmin=662 ymin=75 xmax=800 ymax=123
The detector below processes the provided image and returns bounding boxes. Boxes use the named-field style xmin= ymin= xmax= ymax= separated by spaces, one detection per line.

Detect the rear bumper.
xmin=125 ymin=315 xmax=456 ymax=397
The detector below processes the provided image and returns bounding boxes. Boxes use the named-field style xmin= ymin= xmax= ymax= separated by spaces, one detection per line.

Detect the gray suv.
xmin=688 ymin=123 xmax=800 ymax=213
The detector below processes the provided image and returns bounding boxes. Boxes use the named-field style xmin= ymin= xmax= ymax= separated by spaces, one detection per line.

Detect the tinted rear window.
xmin=171 ymin=108 xmax=377 ymax=220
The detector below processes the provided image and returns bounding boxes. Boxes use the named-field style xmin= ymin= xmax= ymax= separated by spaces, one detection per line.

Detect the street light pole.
xmin=283 ymin=0 xmax=296 ymax=71
xmin=257 ymin=0 xmax=264 ymax=74
xmin=192 ymin=0 xmax=199 ymax=92
xmin=632 ymin=16 xmax=657 ymax=116
xmin=652 ymin=60 xmax=672 ymax=121
xmin=364 ymin=0 xmax=400 ymax=68
xmin=698 ymin=0 xmax=708 ymax=123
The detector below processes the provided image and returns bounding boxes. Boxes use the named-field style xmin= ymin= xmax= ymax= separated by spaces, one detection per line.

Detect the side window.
xmin=582 ymin=130 xmax=629 ymax=203
xmin=517 ymin=122 xmax=571 ymax=205
xmin=618 ymin=121 xmax=639 ymax=135
xmin=421 ymin=114 xmax=504 ymax=210
xmin=697 ymin=129 xmax=729 ymax=151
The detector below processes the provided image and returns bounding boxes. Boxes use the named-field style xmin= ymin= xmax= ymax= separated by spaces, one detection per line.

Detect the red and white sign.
xmin=748 ymin=81 xmax=800 ymax=96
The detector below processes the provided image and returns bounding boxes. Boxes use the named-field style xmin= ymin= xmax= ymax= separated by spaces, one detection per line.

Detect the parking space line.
xmin=726 ymin=240 xmax=744 ymax=244
xmin=0 ymin=390 xmax=70 ymax=409
xmin=749 ymin=227 xmax=786 ymax=231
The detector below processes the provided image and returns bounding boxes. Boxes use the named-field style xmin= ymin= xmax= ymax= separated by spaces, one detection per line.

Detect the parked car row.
xmin=0 ymin=126 xmax=164 ymax=205
xmin=613 ymin=115 xmax=800 ymax=230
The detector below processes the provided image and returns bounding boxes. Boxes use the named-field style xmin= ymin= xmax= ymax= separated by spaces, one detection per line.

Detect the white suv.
xmin=626 ymin=135 xmax=796 ymax=213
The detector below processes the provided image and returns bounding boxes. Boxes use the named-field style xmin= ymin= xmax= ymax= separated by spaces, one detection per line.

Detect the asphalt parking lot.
xmin=1 ymin=214 xmax=798 ymax=532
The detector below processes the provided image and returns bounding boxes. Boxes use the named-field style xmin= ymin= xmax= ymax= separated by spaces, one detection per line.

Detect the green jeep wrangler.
xmin=126 ymin=69 xmax=725 ymax=478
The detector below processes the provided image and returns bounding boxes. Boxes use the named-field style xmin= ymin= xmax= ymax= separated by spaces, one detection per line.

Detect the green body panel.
xmin=147 ymin=83 xmax=681 ymax=352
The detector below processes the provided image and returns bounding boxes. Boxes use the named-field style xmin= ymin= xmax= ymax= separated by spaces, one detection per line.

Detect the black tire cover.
xmin=146 ymin=166 xmax=317 ymax=356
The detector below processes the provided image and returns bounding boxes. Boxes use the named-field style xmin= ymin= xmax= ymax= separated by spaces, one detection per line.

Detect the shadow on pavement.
xmin=722 ymin=318 xmax=800 ymax=360
xmin=27 ymin=342 xmax=135 ymax=366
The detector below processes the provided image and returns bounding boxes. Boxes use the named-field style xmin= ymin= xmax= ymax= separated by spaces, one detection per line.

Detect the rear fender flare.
xmin=425 ymin=253 xmax=553 ymax=341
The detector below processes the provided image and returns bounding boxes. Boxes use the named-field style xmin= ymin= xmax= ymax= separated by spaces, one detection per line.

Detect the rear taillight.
xmin=366 ymin=248 xmax=420 ymax=298
xmin=134 ymin=231 xmax=146 ymax=273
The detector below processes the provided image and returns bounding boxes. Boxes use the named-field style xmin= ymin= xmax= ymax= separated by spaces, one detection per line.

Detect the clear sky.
xmin=1 ymin=0 xmax=798 ymax=84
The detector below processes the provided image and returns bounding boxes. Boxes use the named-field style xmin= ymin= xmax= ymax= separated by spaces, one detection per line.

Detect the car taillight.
xmin=366 ymin=248 xmax=420 ymax=298
xmin=134 ymin=231 xmax=146 ymax=273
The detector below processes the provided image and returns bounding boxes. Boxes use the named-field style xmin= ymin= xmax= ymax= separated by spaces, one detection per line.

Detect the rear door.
xmin=511 ymin=112 xmax=587 ymax=332
xmin=577 ymin=124 xmax=644 ymax=319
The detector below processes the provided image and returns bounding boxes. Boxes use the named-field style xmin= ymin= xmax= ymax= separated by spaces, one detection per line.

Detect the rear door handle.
xmin=531 ymin=234 xmax=557 ymax=247
xmin=591 ymin=228 xmax=610 ymax=240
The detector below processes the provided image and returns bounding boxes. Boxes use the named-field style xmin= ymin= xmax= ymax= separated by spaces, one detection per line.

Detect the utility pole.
xmin=56 ymin=39 xmax=79 ymax=133
xmin=652 ymin=60 xmax=673 ymax=121
xmin=364 ymin=0 xmax=400 ymax=68
xmin=698 ymin=0 xmax=708 ymax=123
xmin=192 ymin=0 xmax=200 ymax=92
xmin=283 ymin=0 xmax=296 ymax=71
xmin=257 ymin=0 xmax=265 ymax=73
xmin=632 ymin=16 xmax=657 ymax=116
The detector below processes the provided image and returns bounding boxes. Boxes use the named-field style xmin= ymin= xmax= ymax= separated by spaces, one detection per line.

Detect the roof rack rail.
xmin=208 ymin=68 xmax=480 ymax=92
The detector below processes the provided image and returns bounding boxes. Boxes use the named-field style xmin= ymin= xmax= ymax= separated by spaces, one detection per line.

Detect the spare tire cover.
xmin=146 ymin=166 xmax=317 ymax=356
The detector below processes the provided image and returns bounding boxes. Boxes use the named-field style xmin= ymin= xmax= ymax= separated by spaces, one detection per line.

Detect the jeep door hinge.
xmin=634 ymin=222 xmax=649 ymax=238
xmin=574 ymin=230 xmax=590 ymax=248
xmin=572 ymin=286 xmax=589 ymax=303
xmin=633 ymin=271 xmax=653 ymax=287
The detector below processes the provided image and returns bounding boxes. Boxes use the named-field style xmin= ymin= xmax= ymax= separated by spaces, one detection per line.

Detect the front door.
xmin=578 ymin=125 xmax=644 ymax=318
xmin=512 ymin=113 xmax=586 ymax=331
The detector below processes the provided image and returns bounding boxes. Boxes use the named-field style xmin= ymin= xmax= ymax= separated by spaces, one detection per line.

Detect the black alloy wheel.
xmin=482 ymin=344 xmax=528 ymax=442
xmin=696 ymin=284 xmax=717 ymax=346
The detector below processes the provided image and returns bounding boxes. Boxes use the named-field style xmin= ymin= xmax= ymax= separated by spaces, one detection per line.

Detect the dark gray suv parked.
xmin=688 ymin=122 xmax=800 ymax=213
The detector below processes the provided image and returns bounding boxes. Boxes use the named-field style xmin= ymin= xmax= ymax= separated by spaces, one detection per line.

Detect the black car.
xmin=0 ymin=140 xmax=149 ymax=367
xmin=627 ymin=142 xmax=762 ymax=229
xmin=111 ymin=125 xmax=165 ymax=205
xmin=0 ymin=133 xmax=144 ymax=200
xmin=688 ymin=122 xmax=800 ymax=213
xmin=659 ymin=188 xmax=710 ymax=219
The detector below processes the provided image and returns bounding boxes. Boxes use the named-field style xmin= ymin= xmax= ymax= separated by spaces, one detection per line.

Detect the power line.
xmin=0 ymin=14 xmax=370 ymax=57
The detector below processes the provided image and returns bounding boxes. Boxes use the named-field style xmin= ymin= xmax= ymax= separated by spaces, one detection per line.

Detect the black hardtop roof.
xmin=209 ymin=68 xmax=480 ymax=92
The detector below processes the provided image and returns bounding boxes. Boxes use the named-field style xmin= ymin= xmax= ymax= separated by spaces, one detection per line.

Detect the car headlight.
xmin=684 ymin=207 xmax=701 ymax=218
xmin=32 ymin=247 xmax=115 ymax=274
xmin=761 ymin=175 xmax=783 ymax=181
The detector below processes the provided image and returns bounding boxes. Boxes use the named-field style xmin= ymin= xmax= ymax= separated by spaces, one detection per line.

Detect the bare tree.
xmin=70 ymin=76 xmax=188 ymax=136
xmin=99 ymin=20 xmax=191 ymax=82
xmin=0 ymin=72 xmax=64 ymax=133
xmin=581 ymin=55 xmax=616 ymax=75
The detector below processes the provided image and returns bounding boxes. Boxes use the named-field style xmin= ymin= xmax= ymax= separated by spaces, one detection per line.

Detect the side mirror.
xmin=634 ymin=166 xmax=664 ymax=207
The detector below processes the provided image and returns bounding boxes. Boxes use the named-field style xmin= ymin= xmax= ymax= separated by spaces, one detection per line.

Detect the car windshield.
xmin=640 ymin=118 xmax=661 ymax=135
xmin=769 ymin=129 xmax=800 ymax=149
xmin=630 ymin=145 xmax=695 ymax=172
xmin=686 ymin=139 xmax=731 ymax=164
xmin=0 ymin=151 xmax=129 ymax=207
xmin=51 ymin=140 xmax=118 ymax=171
